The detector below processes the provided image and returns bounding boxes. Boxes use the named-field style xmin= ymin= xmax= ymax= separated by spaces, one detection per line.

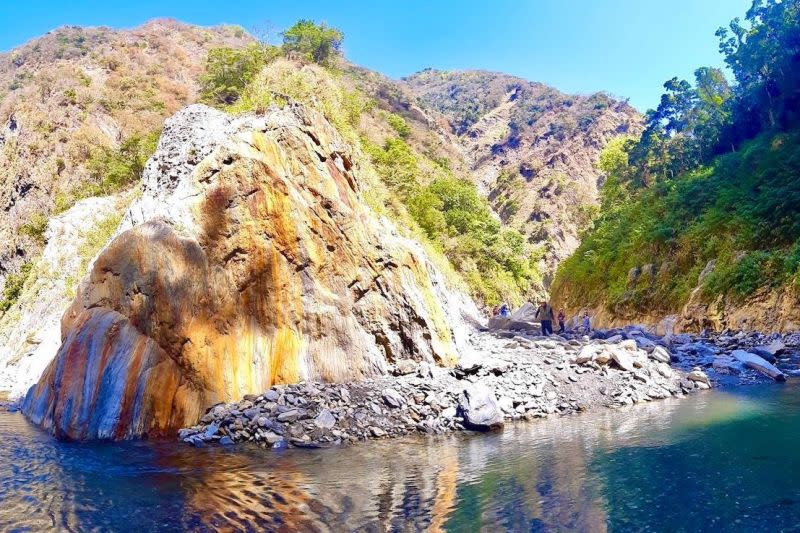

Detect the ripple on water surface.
xmin=2 ymin=384 xmax=800 ymax=532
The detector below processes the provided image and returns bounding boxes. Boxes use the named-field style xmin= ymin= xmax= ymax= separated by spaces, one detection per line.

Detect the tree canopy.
xmin=281 ymin=20 xmax=343 ymax=66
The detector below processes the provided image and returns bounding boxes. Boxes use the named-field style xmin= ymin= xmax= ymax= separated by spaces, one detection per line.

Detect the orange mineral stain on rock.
xmin=23 ymin=104 xmax=473 ymax=440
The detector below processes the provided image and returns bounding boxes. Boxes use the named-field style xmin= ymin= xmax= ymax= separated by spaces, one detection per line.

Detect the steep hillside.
xmin=404 ymin=70 xmax=642 ymax=281
xmin=551 ymin=0 xmax=800 ymax=333
xmin=0 ymin=19 xmax=252 ymax=286
xmin=552 ymin=131 xmax=800 ymax=333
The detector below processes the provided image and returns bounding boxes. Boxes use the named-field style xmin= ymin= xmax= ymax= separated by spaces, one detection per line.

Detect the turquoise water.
xmin=2 ymin=384 xmax=799 ymax=531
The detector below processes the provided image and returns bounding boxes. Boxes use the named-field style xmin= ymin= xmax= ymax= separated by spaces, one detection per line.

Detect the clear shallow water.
xmin=2 ymin=384 xmax=800 ymax=532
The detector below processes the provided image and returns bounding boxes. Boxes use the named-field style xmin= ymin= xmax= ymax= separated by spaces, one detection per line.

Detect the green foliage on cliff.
xmin=489 ymin=170 xmax=524 ymax=220
xmin=553 ymin=0 xmax=800 ymax=312
xmin=386 ymin=113 xmax=411 ymax=138
xmin=55 ymin=130 xmax=159 ymax=213
xmin=65 ymin=211 xmax=123 ymax=298
xmin=365 ymin=136 xmax=540 ymax=305
xmin=19 ymin=212 xmax=49 ymax=244
xmin=554 ymin=130 xmax=800 ymax=312
xmin=200 ymin=20 xmax=343 ymax=108
xmin=87 ymin=130 xmax=160 ymax=191
xmin=199 ymin=44 xmax=281 ymax=105
xmin=0 ymin=262 xmax=32 ymax=313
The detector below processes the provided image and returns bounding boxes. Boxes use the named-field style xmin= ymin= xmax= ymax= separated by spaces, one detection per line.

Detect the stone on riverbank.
xmin=457 ymin=384 xmax=504 ymax=431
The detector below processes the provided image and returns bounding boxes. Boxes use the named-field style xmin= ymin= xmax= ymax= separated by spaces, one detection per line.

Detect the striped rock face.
xmin=23 ymin=104 xmax=475 ymax=440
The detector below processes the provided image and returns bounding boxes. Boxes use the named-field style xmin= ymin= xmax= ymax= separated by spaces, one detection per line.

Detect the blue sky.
xmin=0 ymin=0 xmax=751 ymax=111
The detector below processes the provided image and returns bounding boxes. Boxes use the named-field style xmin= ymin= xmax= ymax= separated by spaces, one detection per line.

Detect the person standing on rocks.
xmin=535 ymin=300 xmax=555 ymax=336
xmin=557 ymin=309 xmax=566 ymax=334
xmin=582 ymin=311 xmax=591 ymax=333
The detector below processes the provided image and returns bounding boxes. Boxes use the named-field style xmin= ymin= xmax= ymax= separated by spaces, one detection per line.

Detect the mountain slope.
xmin=0 ymin=19 xmax=252 ymax=284
xmin=550 ymin=0 xmax=800 ymax=333
xmin=404 ymin=70 xmax=642 ymax=281
xmin=551 ymin=131 xmax=800 ymax=333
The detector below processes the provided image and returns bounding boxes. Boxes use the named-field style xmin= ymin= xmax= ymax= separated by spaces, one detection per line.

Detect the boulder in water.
xmin=731 ymin=350 xmax=786 ymax=382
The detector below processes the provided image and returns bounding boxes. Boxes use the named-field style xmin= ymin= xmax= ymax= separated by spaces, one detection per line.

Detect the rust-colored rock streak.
xmin=23 ymin=308 xmax=202 ymax=439
xmin=24 ymin=104 xmax=474 ymax=439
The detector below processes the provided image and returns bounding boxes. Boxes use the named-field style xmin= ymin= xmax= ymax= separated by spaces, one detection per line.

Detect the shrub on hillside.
xmin=281 ymin=20 xmax=343 ymax=66
xmin=386 ymin=113 xmax=411 ymax=138
xmin=87 ymin=130 xmax=160 ymax=192
xmin=199 ymin=44 xmax=280 ymax=105
xmin=19 ymin=212 xmax=48 ymax=245
xmin=0 ymin=262 xmax=32 ymax=313
xmin=55 ymin=130 xmax=160 ymax=213
xmin=366 ymin=137 xmax=540 ymax=305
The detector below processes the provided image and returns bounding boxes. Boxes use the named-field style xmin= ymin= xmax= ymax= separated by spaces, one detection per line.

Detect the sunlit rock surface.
xmin=23 ymin=104 xmax=477 ymax=439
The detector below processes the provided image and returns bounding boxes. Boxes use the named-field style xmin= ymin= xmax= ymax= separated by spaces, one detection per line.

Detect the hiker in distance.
xmin=557 ymin=309 xmax=566 ymax=333
xmin=535 ymin=300 xmax=555 ymax=336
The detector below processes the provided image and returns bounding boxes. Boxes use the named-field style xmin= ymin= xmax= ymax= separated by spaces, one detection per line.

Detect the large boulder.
xmin=650 ymin=346 xmax=672 ymax=363
xmin=457 ymin=383 xmax=504 ymax=431
xmin=730 ymin=350 xmax=787 ymax=382
xmin=23 ymin=104 xmax=478 ymax=439
xmin=610 ymin=347 xmax=635 ymax=371
xmin=751 ymin=340 xmax=786 ymax=362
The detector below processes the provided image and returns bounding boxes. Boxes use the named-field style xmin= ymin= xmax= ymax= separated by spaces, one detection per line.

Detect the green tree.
xmin=282 ymin=20 xmax=343 ymax=66
xmin=200 ymin=44 xmax=278 ymax=105
xmin=717 ymin=0 xmax=800 ymax=131
xmin=87 ymin=130 xmax=160 ymax=192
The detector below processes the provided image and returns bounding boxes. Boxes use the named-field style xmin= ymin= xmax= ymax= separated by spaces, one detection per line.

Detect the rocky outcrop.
xmin=679 ymin=274 xmax=800 ymax=333
xmin=23 ymin=103 xmax=478 ymax=439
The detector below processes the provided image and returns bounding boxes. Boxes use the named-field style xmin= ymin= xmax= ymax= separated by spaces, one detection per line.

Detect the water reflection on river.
xmin=2 ymin=385 xmax=799 ymax=531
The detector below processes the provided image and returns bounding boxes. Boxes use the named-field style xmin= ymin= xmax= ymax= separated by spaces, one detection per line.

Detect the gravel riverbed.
xmin=179 ymin=325 xmax=737 ymax=450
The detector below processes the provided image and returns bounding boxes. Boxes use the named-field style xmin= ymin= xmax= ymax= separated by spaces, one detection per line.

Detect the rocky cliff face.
xmin=404 ymin=70 xmax=642 ymax=281
xmin=22 ymin=103 xmax=478 ymax=439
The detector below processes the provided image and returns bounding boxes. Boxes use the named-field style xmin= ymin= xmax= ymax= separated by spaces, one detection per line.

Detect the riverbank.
xmin=178 ymin=328 xmax=710 ymax=449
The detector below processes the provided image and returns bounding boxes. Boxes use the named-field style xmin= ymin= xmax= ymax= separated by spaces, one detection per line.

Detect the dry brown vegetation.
xmin=0 ymin=19 xmax=253 ymax=283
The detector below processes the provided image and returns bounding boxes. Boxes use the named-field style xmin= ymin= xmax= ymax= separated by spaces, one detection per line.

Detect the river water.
xmin=2 ymin=384 xmax=799 ymax=532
